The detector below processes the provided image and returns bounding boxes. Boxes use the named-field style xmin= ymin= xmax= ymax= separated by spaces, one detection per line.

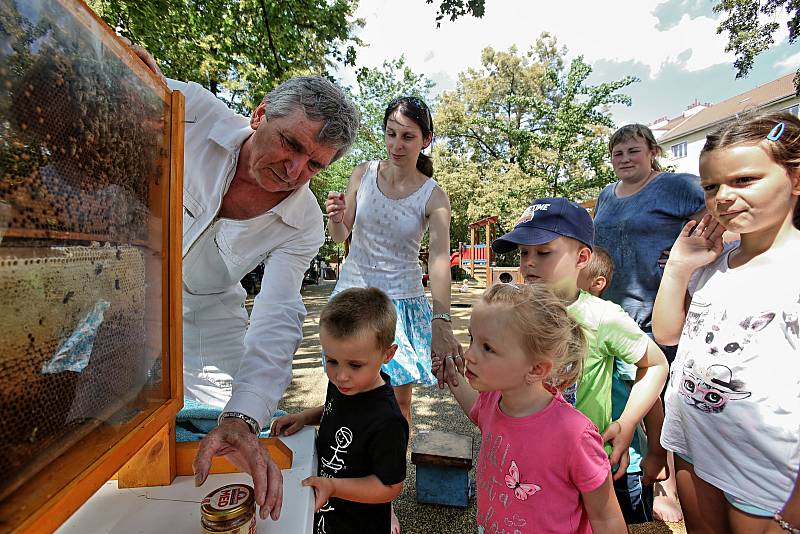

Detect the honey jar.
xmin=200 ymin=483 xmax=257 ymax=534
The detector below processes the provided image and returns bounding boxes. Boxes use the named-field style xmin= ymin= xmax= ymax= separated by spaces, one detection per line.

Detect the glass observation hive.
xmin=0 ymin=0 xmax=184 ymax=531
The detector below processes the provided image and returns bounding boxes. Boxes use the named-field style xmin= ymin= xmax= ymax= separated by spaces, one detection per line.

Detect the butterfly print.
xmin=504 ymin=460 xmax=541 ymax=501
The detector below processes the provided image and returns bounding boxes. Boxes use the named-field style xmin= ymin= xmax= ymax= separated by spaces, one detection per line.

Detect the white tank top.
xmin=335 ymin=161 xmax=437 ymax=299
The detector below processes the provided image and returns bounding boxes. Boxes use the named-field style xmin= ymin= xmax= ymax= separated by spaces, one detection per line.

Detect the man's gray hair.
xmin=262 ymin=76 xmax=359 ymax=162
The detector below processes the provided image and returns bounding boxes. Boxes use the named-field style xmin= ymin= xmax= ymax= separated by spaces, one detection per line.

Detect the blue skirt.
xmin=323 ymin=294 xmax=436 ymax=387
xmin=384 ymin=295 xmax=436 ymax=387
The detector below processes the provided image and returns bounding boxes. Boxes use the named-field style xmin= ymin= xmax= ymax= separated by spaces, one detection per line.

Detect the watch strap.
xmin=432 ymin=312 xmax=452 ymax=322
xmin=219 ymin=411 xmax=260 ymax=435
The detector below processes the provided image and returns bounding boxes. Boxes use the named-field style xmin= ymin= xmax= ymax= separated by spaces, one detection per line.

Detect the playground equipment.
xmin=458 ymin=216 xmax=497 ymax=287
xmin=458 ymin=216 xmax=523 ymax=288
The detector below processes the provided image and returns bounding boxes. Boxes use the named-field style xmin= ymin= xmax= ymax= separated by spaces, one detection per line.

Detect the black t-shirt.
xmin=314 ymin=372 xmax=409 ymax=534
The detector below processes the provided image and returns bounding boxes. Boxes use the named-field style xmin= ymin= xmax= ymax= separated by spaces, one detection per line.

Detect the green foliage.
xmin=427 ymin=0 xmax=486 ymax=27
xmin=714 ymin=0 xmax=800 ymax=92
xmin=434 ymin=35 xmax=636 ymax=244
xmin=87 ymin=0 xmax=363 ymax=113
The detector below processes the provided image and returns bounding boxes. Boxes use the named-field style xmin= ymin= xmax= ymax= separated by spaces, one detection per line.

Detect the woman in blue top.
xmin=593 ymin=124 xmax=705 ymax=524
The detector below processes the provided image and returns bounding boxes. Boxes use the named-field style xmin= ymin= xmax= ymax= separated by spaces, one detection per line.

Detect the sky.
xmin=335 ymin=0 xmax=799 ymax=127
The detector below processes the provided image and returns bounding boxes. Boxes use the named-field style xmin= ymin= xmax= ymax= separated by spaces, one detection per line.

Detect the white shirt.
xmin=170 ymin=80 xmax=324 ymax=429
xmin=661 ymin=241 xmax=800 ymax=512
xmin=334 ymin=161 xmax=436 ymax=299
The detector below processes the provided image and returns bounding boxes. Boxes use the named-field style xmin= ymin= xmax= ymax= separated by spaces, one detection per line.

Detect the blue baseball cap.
xmin=492 ymin=198 xmax=594 ymax=254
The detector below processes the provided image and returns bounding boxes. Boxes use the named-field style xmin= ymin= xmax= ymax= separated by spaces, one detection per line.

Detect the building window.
xmin=786 ymin=104 xmax=799 ymax=117
xmin=671 ymin=142 xmax=687 ymax=159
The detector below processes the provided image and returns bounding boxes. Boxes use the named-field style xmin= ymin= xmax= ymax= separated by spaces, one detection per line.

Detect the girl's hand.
xmin=601 ymin=420 xmax=634 ymax=481
xmin=270 ymin=412 xmax=305 ymax=437
xmin=325 ymin=191 xmax=346 ymax=224
xmin=431 ymin=320 xmax=463 ymax=388
xmin=641 ymin=450 xmax=669 ymax=485
xmin=667 ymin=214 xmax=725 ymax=272
xmin=302 ymin=476 xmax=336 ymax=512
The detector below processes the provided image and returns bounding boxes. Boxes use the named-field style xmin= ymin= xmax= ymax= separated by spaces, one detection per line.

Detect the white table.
xmin=57 ymin=426 xmax=317 ymax=533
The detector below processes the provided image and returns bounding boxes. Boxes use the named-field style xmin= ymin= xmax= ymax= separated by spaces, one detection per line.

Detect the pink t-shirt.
xmin=470 ymin=390 xmax=610 ymax=534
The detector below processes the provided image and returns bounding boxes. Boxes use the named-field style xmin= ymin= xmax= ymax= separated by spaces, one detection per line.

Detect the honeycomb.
xmin=0 ymin=0 xmax=168 ymax=242
xmin=0 ymin=245 xmax=161 ymax=500
xmin=0 ymin=0 xmax=171 ymax=502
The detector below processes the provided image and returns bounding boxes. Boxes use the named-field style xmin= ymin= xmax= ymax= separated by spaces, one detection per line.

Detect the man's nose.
xmin=285 ymin=155 xmax=307 ymax=181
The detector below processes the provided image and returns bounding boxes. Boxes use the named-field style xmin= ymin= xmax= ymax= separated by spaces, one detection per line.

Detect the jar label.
xmin=203 ymin=485 xmax=251 ymax=511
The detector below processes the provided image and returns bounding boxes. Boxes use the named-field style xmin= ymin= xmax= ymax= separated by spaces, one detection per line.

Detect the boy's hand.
xmin=270 ymin=412 xmax=306 ymax=437
xmin=602 ymin=420 xmax=634 ymax=481
xmin=641 ymin=450 xmax=669 ymax=485
xmin=302 ymin=476 xmax=336 ymax=512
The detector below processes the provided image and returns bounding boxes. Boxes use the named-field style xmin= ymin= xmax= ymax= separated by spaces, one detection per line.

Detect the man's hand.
xmin=601 ymin=420 xmax=634 ymax=481
xmin=119 ymin=37 xmax=167 ymax=85
xmin=193 ymin=418 xmax=283 ymax=521
xmin=270 ymin=412 xmax=307 ymax=437
xmin=302 ymin=476 xmax=336 ymax=512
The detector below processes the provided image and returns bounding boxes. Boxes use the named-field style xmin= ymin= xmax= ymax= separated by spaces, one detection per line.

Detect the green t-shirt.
xmin=567 ymin=290 xmax=650 ymax=436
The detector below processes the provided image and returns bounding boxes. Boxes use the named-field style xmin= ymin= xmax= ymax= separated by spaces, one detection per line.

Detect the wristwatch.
xmin=218 ymin=411 xmax=260 ymax=435
xmin=432 ymin=312 xmax=452 ymax=322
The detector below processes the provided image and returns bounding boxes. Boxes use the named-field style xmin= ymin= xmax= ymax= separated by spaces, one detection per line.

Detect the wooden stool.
xmin=411 ymin=430 xmax=473 ymax=508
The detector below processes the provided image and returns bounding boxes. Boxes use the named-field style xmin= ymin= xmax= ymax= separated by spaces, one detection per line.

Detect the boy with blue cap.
xmin=492 ymin=198 xmax=668 ymax=485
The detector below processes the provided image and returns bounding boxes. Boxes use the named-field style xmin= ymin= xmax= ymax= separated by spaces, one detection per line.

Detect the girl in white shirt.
xmin=653 ymin=111 xmax=800 ymax=533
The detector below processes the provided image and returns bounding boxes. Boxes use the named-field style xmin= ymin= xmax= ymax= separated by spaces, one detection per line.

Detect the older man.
xmin=153 ymin=69 xmax=358 ymax=521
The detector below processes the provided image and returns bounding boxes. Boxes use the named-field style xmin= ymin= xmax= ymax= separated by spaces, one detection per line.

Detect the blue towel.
xmin=176 ymin=398 xmax=287 ymax=442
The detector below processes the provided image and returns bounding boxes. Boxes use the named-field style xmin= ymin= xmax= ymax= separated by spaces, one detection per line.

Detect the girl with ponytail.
xmin=325 ymin=95 xmax=457 ymax=534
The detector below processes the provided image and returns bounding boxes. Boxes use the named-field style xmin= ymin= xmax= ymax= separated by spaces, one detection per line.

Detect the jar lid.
xmin=201 ymin=484 xmax=255 ymax=522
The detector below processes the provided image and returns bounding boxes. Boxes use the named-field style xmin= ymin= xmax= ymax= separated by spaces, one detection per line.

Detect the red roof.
xmin=660 ymin=73 xmax=797 ymax=143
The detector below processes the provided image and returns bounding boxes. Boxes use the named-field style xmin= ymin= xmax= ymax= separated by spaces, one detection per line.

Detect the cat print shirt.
xmin=661 ymin=241 xmax=800 ymax=513
xmin=470 ymin=389 xmax=609 ymax=534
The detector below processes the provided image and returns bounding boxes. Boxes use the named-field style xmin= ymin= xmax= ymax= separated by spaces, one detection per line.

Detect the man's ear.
xmin=525 ymin=360 xmax=552 ymax=385
xmin=250 ymin=102 xmax=267 ymax=130
xmin=383 ymin=344 xmax=398 ymax=364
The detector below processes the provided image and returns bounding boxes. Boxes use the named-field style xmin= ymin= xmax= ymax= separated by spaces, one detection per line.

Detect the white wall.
xmin=658 ymin=96 xmax=800 ymax=177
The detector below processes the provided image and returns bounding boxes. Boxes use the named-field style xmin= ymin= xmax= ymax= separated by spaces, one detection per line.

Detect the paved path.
xmin=277 ymin=281 xmax=685 ymax=534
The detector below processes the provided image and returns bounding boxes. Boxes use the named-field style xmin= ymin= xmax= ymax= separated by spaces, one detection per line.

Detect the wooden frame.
xmin=0 ymin=0 xmax=184 ymax=531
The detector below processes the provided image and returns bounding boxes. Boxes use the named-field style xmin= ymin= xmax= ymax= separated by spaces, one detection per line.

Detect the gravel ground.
xmin=275 ymin=281 xmax=685 ymax=534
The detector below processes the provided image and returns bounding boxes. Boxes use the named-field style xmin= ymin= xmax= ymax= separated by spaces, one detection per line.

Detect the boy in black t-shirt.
xmin=271 ymin=287 xmax=409 ymax=534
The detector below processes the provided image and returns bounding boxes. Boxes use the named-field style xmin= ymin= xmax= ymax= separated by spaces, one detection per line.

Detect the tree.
xmin=714 ymin=0 xmax=800 ymax=91
xmin=427 ymin=0 xmax=486 ymax=27
xmin=87 ymin=0 xmax=363 ymax=112
xmin=511 ymin=56 xmax=636 ymax=198
xmin=434 ymin=36 xmax=636 ymax=240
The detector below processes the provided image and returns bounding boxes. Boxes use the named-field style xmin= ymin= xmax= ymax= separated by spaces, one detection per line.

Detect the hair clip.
xmin=767 ymin=122 xmax=785 ymax=142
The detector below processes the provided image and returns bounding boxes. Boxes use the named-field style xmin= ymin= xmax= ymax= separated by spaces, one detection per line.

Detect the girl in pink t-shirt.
xmin=443 ymin=283 xmax=625 ymax=533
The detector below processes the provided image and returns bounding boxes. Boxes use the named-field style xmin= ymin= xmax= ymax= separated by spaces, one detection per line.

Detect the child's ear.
xmin=576 ymin=246 xmax=592 ymax=270
xmin=791 ymin=166 xmax=800 ymax=196
xmin=382 ymin=344 xmax=398 ymax=364
xmin=592 ymin=275 xmax=607 ymax=295
xmin=525 ymin=360 xmax=553 ymax=385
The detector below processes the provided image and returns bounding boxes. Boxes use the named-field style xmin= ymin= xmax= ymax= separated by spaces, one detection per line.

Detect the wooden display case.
xmin=0 ymin=0 xmax=184 ymax=531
